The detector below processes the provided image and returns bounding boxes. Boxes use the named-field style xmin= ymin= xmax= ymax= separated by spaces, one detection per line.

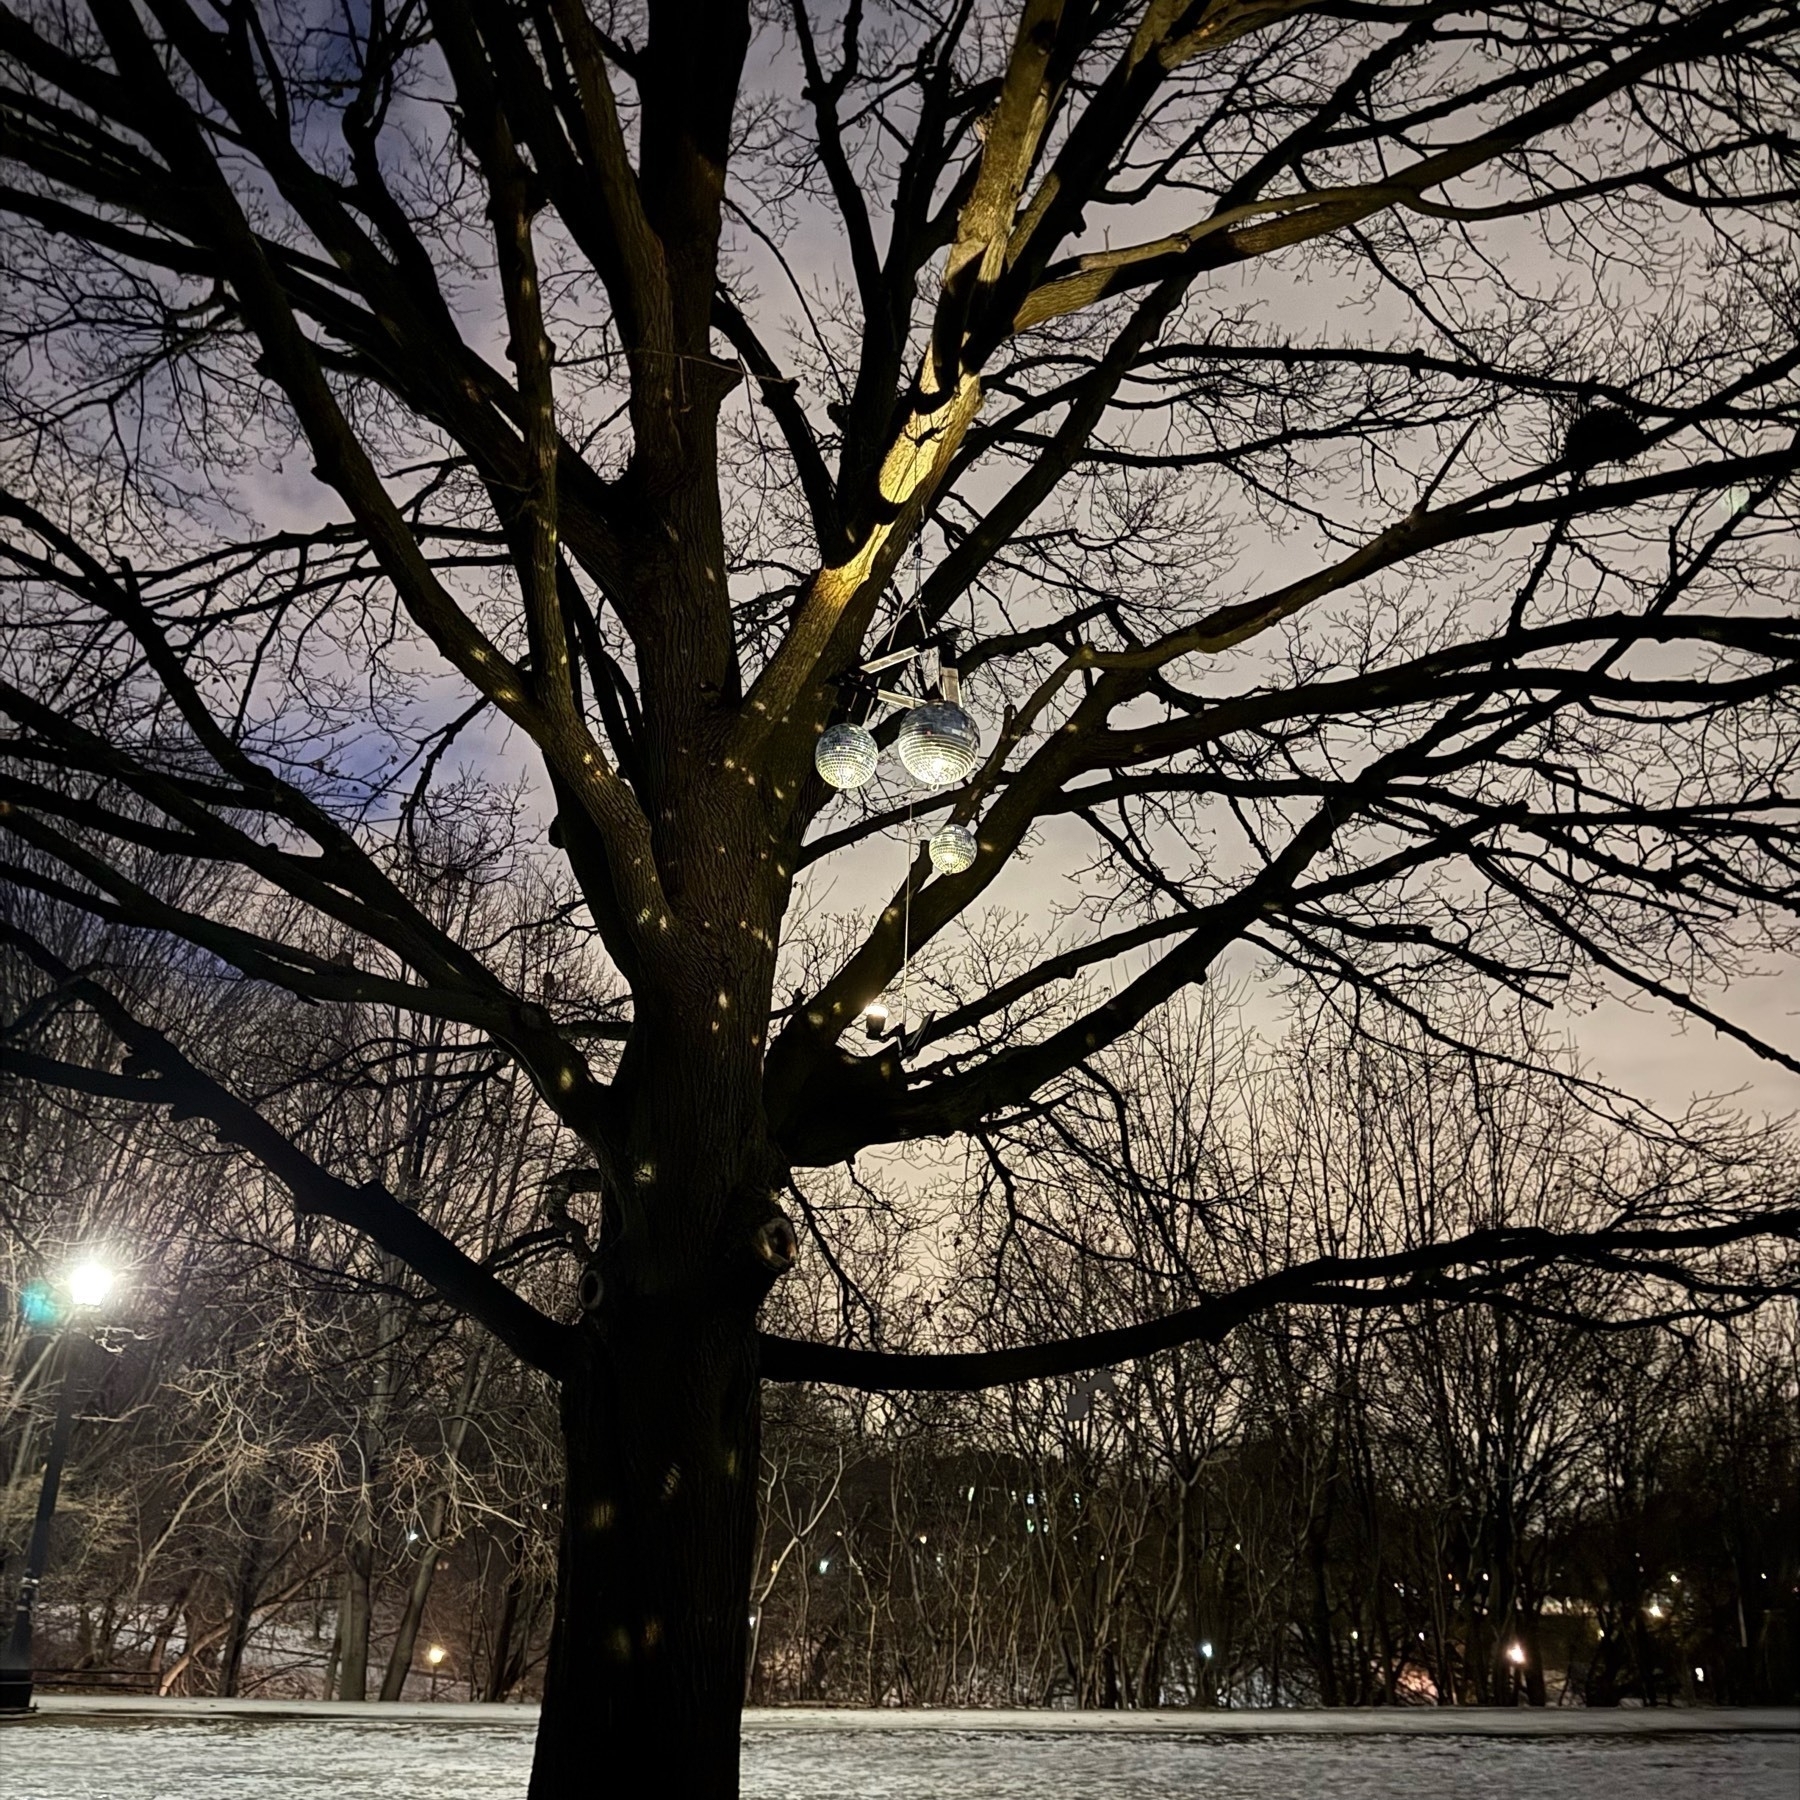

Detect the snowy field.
xmin=4 ymin=1710 xmax=1797 ymax=1800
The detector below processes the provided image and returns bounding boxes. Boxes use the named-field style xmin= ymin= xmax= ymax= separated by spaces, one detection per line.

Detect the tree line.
xmin=7 ymin=922 xmax=1794 ymax=1707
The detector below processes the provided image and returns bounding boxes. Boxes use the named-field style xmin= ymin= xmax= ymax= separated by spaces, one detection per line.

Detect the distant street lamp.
xmin=65 ymin=1262 xmax=114 ymax=1310
xmin=427 ymin=1643 xmax=447 ymax=1702
xmin=0 ymin=1259 xmax=115 ymax=1714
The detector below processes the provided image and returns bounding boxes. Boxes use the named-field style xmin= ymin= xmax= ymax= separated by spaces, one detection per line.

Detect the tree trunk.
xmin=146 ymin=1585 xmax=189 ymax=1692
xmin=335 ymin=1540 xmax=374 ymax=1701
xmin=377 ymin=1500 xmax=445 ymax=1703
xmin=528 ymin=1313 xmax=762 ymax=1800
xmin=1306 ymin=1511 xmax=1340 ymax=1706
xmin=219 ymin=1537 xmax=264 ymax=1697
xmin=337 ymin=1295 xmax=399 ymax=1701
xmin=481 ymin=1534 xmax=528 ymax=1704
xmin=321 ymin=1604 xmax=342 ymax=1703
xmin=525 ymin=916 xmax=787 ymax=1793
xmin=379 ymin=1349 xmax=485 ymax=1701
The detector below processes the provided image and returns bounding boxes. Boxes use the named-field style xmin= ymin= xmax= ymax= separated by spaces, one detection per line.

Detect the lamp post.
xmin=0 ymin=1259 xmax=115 ymax=1715
xmin=426 ymin=1643 xmax=446 ymax=1703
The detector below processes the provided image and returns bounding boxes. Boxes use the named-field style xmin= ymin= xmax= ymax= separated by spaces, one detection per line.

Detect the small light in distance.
xmin=427 ymin=1645 xmax=446 ymax=1666
xmin=1507 ymin=1643 xmax=1526 ymax=1666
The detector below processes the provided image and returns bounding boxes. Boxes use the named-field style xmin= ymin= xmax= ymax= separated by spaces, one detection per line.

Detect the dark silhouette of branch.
xmin=762 ymin=1206 xmax=1800 ymax=1390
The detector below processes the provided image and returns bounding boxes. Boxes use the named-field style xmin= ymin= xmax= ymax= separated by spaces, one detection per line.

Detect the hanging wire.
xmin=897 ymin=534 xmax=926 ymax=1032
xmin=900 ymin=796 xmax=915 ymax=1031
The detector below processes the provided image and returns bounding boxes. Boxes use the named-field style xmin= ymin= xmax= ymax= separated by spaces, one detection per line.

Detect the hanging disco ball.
xmin=896 ymin=702 xmax=980 ymax=787
xmin=928 ymin=822 xmax=978 ymax=876
xmin=814 ymin=721 xmax=879 ymax=790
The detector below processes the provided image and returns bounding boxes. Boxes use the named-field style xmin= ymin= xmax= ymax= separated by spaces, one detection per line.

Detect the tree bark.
xmin=320 ymin=1604 xmax=342 ymax=1704
xmin=529 ymin=1315 xmax=762 ymax=1800
xmin=146 ymin=1585 xmax=189 ymax=1692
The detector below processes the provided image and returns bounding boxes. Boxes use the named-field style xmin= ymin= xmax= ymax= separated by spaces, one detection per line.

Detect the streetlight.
xmin=427 ymin=1643 xmax=447 ymax=1702
xmin=0 ymin=1258 xmax=115 ymax=1714
xmin=65 ymin=1262 xmax=114 ymax=1310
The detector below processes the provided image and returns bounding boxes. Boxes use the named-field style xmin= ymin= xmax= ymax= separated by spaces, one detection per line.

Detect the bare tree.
xmin=2 ymin=0 xmax=1798 ymax=1788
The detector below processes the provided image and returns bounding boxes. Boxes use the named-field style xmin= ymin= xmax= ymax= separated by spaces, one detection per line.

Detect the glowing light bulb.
xmin=427 ymin=1645 xmax=446 ymax=1666
xmin=1506 ymin=1643 xmax=1526 ymax=1666
xmin=896 ymin=702 xmax=980 ymax=787
xmin=863 ymin=996 xmax=889 ymax=1040
xmin=67 ymin=1260 xmax=115 ymax=1309
xmin=815 ymin=722 xmax=878 ymax=790
xmin=928 ymin=822 xmax=978 ymax=875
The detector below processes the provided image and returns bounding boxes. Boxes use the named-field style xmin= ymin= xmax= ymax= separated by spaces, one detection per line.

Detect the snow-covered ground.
xmin=16 ymin=1695 xmax=1800 ymax=1732
xmin=3 ymin=1706 xmax=1796 ymax=1800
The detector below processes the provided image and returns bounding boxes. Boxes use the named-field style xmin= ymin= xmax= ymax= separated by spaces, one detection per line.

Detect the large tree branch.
xmin=69 ymin=0 xmax=671 ymax=961
xmin=781 ymin=440 xmax=1798 ymax=1084
xmin=1008 ymin=0 xmax=1784 ymax=334
xmin=760 ymin=1205 xmax=1800 ymax=1389
xmin=710 ymin=288 xmax=843 ymax=555
xmin=0 ymin=649 xmax=623 ymax=1145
